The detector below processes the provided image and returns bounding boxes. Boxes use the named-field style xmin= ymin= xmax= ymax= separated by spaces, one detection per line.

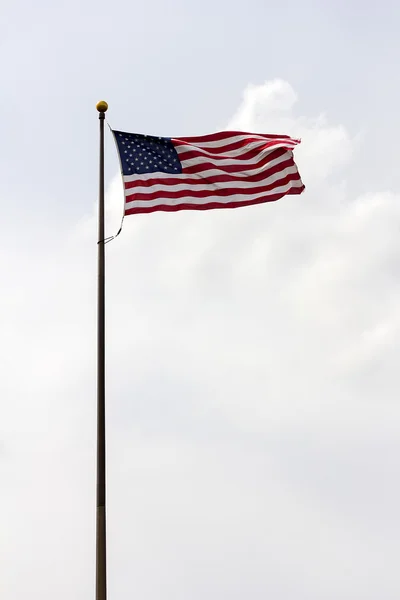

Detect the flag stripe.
xmin=175 ymin=143 xmax=294 ymax=164
xmin=125 ymin=173 xmax=302 ymax=202
xmin=123 ymin=149 xmax=291 ymax=186
xmin=125 ymin=185 xmax=305 ymax=215
xmin=179 ymin=152 xmax=294 ymax=175
xmin=125 ymin=179 xmax=304 ymax=210
xmin=174 ymin=130 xmax=296 ymax=144
xmin=125 ymin=167 xmax=301 ymax=201
xmin=173 ymin=136 xmax=297 ymax=155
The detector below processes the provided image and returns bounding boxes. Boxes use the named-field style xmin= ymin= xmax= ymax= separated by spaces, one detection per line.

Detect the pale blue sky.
xmin=1 ymin=2 xmax=400 ymax=599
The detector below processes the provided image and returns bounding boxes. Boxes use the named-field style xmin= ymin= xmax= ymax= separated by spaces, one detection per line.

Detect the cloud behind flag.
xmin=112 ymin=130 xmax=305 ymax=215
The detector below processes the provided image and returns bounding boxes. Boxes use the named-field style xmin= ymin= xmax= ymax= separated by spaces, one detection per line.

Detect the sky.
xmin=1 ymin=1 xmax=400 ymax=598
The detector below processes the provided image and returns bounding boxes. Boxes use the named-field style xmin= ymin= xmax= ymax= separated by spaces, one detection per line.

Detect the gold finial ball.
xmin=96 ymin=100 xmax=108 ymax=113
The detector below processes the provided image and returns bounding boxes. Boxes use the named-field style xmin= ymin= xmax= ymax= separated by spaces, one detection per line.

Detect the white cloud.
xmin=228 ymin=80 xmax=354 ymax=180
xmin=227 ymin=79 xmax=298 ymax=126
xmin=1 ymin=80 xmax=400 ymax=599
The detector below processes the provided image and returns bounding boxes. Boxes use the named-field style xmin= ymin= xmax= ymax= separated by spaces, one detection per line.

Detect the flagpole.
xmin=96 ymin=100 xmax=108 ymax=600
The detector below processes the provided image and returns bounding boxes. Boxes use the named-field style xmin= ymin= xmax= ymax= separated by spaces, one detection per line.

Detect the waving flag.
xmin=112 ymin=129 xmax=304 ymax=215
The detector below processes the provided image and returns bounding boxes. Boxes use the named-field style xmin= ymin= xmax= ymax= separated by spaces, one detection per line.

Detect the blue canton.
xmin=113 ymin=130 xmax=183 ymax=176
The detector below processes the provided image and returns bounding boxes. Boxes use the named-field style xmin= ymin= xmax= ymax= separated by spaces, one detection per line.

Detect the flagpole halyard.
xmin=96 ymin=99 xmax=108 ymax=600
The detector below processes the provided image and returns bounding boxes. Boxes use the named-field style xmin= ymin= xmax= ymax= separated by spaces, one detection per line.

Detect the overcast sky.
xmin=1 ymin=1 xmax=400 ymax=599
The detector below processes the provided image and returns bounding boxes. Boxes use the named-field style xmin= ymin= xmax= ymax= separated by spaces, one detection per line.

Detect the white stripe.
xmin=173 ymin=133 xmax=299 ymax=150
xmin=178 ymin=148 xmax=293 ymax=170
xmin=124 ymin=180 xmax=304 ymax=210
xmin=122 ymin=151 xmax=294 ymax=184
xmin=175 ymin=138 xmax=271 ymax=159
xmin=175 ymin=139 xmax=297 ymax=162
xmin=124 ymin=165 xmax=300 ymax=197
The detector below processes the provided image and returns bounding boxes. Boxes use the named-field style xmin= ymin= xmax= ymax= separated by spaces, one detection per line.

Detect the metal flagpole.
xmin=96 ymin=100 xmax=108 ymax=600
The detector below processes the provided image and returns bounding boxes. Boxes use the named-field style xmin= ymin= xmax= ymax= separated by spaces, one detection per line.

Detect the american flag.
xmin=112 ymin=130 xmax=305 ymax=215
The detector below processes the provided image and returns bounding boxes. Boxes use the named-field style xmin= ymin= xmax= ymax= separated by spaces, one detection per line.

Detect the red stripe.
xmin=124 ymin=186 xmax=305 ymax=215
xmin=124 ymin=154 xmax=295 ymax=190
xmin=182 ymin=150 xmax=292 ymax=175
xmin=176 ymin=143 xmax=292 ymax=163
xmin=125 ymin=173 xmax=302 ymax=203
xmin=173 ymin=137 xmax=296 ymax=155
xmin=174 ymin=131 xmax=298 ymax=144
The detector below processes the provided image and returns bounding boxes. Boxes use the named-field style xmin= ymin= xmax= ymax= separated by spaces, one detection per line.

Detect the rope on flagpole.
xmin=94 ymin=119 xmax=126 ymax=246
